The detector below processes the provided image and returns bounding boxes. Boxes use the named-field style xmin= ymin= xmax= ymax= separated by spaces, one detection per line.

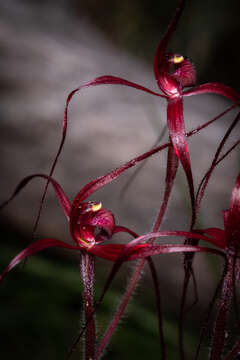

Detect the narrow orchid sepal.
xmin=125 ymin=244 xmax=224 ymax=261
xmin=123 ymin=230 xmax=222 ymax=252
xmin=167 ymin=98 xmax=195 ymax=214
xmin=152 ymin=145 xmax=179 ymax=233
xmin=87 ymin=244 xmax=145 ymax=261
xmin=0 ymin=174 xmax=71 ymax=220
xmin=79 ymin=75 xmax=167 ymax=98
xmin=197 ymin=228 xmax=226 ymax=249
xmin=154 ymin=0 xmax=185 ymax=83
xmin=182 ymin=82 xmax=240 ymax=105
xmin=0 ymin=238 xmax=79 ymax=282
xmin=113 ymin=226 xmax=138 ymax=238
xmin=4 ymin=241 xmax=216 ymax=283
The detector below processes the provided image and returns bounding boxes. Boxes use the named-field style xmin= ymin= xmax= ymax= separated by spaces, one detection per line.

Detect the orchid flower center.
xmin=74 ymin=201 xmax=103 ymax=247
xmin=71 ymin=201 xmax=115 ymax=248
xmin=157 ymin=52 xmax=196 ymax=97
xmin=170 ymin=54 xmax=184 ymax=64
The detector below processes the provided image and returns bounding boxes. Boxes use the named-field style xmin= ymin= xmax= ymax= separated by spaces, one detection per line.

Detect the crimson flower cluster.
xmin=1 ymin=0 xmax=240 ymax=359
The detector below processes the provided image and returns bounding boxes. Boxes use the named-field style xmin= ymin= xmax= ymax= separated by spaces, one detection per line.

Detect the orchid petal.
xmin=172 ymin=58 xmax=196 ymax=88
xmin=85 ymin=208 xmax=115 ymax=237
xmin=182 ymin=82 xmax=240 ymax=105
xmin=69 ymin=142 xmax=169 ymax=225
xmin=198 ymin=228 xmax=226 ymax=249
xmin=154 ymin=0 xmax=185 ymax=82
xmin=70 ymin=202 xmax=116 ymax=246
xmin=113 ymin=226 xmax=138 ymax=238
xmin=0 ymin=174 xmax=71 ymax=220
xmin=91 ymin=242 xmax=223 ymax=263
xmin=167 ymin=98 xmax=195 ymax=216
xmin=34 ymin=74 xmax=167 ymax=235
xmin=89 ymin=242 xmax=209 ymax=262
xmin=69 ymin=105 xmax=233 ymax=220
xmin=0 ymin=238 xmax=79 ymax=282
xmin=88 ymin=244 xmax=127 ymax=261
xmin=126 ymin=244 xmax=223 ymax=260
xmin=152 ymin=145 xmax=179 ymax=233
xmin=79 ymin=75 xmax=167 ymax=98
xmin=124 ymin=230 xmax=225 ymax=250
xmin=31 ymin=88 xmax=79 ymax=235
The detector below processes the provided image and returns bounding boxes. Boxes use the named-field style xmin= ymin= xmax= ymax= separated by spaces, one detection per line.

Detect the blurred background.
xmin=0 ymin=0 xmax=239 ymax=358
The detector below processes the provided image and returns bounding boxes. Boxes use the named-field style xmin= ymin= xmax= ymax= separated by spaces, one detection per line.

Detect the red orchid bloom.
xmin=1 ymin=134 xmax=234 ymax=360
xmin=54 ymin=0 xmax=240 ymax=222
xmin=0 ymin=173 xmax=224 ymax=360
xmin=0 ymin=169 xmax=222 ymax=283
xmin=28 ymin=0 xmax=239 ymax=263
xmin=33 ymin=1 xmax=240 ymax=239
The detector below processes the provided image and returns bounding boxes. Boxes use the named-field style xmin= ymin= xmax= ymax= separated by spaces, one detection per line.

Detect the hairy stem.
xmin=210 ymin=251 xmax=235 ymax=360
xmin=81 ymin=253 xmax=96 ymax=360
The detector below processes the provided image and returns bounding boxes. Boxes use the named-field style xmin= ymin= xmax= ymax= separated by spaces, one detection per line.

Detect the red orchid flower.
xmin=3 ymin=105 xmax=235 ymax=282
xmin=0 ymin=156 xmax=228 ymax=360
xmin=34 ymin=0 xmax=240 ymax=240
xmin=0 ymin=169 xmax=223 ymax=283
xmin=3 ymin=107 xmax=237 ymax=358
xmin=55 ymin=0 xmax=239 ymax=221
xmin=0 ymin=173 xmax=223 ymax=360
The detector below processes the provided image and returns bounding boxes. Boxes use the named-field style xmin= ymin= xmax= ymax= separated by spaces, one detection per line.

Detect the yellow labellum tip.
xmin=92 ymin=202 xmax=102 ymax=212
xmin=173 ymin=55 xmax=184 ymax=64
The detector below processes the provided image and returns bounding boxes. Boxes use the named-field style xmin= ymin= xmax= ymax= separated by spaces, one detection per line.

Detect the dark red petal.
xmin=88 ymin=244 xmax=126 ymax=261
xmin=126 ymin=244 xmax=224 ymax=260
xmin=76 ymin=224 xmax=95 ymax=245
xmin=0 ymin=174 xmax=71 ymax=220
xmin=71 ymin=104 xmax=223 ymax=216
xmin=167 ymin=98 xmax=195 ymax=218
xmin=79 ymin=75 xmax=167 ymax=98
xmin=182 ymin=82 xmax=240 ymax=105
xmin=70 ymin=142 xmax=169 ymax=214
xmin=225 ymin=172 xmax=240 ymax=246
xmin=124 ymin=230 xmax=225 ymax=250
xmin=158 ymin=71 xmax=181 ymax=97
xmin=154 ymin=0 xmax=185 ymax=82
xmin=33 ymin=73 xmax=167 ymax=234
xmin=85 ymin=208 xmax=115 ymax=237
xmin=70 ymin=203 xmax=116 ymax=245
xmin=113 ymin=226 xmax=138 ymax=238
xmin=198 ymin=228 xmax=226 ymax=249
xmin=172 ymin=58 xmax=196 ymax=88
xmin=31 ymin=88 xmax=79 ymax=236
xmin=153 ymin=146 xmax=179 ymax=233
xmin=0 ymin=239 xmax=79 ymax=282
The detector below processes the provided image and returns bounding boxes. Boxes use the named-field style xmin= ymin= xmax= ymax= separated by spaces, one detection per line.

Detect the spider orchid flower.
xmin=0 ymin=170 xmax=223 ymax=283
xmin=0 ymin=169 xmax=226 ymax=360
xmin=0 ymin=174 xmax=139 ymax=282
xmin=52 ymin=0 xmax=240 ymax=222
xmin=33 ymin=0 xmax=240 ymax=243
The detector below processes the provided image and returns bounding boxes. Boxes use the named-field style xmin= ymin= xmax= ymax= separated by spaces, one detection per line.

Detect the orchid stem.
xmin=80 ymin=252 xmax=96 ymax=360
